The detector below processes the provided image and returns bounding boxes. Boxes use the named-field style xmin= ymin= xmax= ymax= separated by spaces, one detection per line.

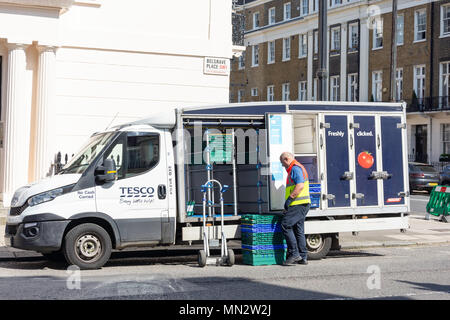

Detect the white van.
xmin=4 ymin=102 xmax=410 ymax=269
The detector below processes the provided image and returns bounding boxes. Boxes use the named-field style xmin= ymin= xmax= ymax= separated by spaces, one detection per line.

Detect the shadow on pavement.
xmin=396 ymin=280 xmax=450 ymax=295
xmin=0 ymin=247 xmax=385 ymax=271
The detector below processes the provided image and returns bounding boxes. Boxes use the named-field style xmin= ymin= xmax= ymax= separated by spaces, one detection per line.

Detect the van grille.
xmin=10 ymin=203 xmax=28 ymax=216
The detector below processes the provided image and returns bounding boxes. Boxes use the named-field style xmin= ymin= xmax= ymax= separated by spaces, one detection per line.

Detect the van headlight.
xmin=27 ymin=185 xmax=75 ymax=207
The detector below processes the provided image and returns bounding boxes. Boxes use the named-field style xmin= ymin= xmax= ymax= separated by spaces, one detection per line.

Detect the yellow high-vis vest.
xmin=285 ymin=160 xmax=311 ymax=206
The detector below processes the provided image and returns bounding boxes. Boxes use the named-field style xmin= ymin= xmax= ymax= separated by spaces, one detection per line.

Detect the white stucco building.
xmin=0 ymin=0 xmax=234 ymax=206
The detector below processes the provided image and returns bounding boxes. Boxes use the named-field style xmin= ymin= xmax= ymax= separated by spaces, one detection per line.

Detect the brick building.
xmin=230 ymin=0 xmax=450 ymax=164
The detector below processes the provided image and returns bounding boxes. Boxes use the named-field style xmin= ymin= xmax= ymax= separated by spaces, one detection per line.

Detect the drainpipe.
xmin=429 ymin=2 xmax=434 ymax=107
xmin=429 ymin=2 xmax=434 ymax=164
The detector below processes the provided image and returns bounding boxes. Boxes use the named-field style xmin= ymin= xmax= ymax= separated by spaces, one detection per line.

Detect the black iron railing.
xmin=406 ymin=96 xmax=450 ymax=112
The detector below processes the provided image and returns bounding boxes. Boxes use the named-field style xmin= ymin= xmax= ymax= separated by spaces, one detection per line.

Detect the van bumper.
xmin=5 ymin=219 xmax=70 ymax=253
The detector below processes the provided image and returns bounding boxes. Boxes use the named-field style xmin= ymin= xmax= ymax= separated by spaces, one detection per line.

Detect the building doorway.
xmin=414 ymin=124 xmax=428 ymax=163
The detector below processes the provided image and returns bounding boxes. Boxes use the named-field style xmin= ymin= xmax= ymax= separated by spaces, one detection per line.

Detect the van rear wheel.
xmin=63 ymin=223 xmax=112 ymax=270
xmin=306 ymin=234 xmax=332 ymax=260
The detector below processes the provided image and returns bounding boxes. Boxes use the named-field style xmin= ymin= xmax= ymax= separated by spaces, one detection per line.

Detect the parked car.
xmin=440 ymin=165 xmax=450 ymax=186
xmin=409 ymin=162 xmax=440 ymax=192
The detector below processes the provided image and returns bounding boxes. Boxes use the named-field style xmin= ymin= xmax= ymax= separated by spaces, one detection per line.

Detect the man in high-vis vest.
xmin=279 ymin=152 xmax=311 ymax=266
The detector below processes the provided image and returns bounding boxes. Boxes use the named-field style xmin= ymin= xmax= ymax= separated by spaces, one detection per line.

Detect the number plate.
xmin=428 ymin=183 xmax=438 ymax=186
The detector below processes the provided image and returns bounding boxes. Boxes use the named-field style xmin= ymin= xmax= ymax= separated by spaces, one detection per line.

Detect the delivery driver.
xmin=279 ymin=152 xmax=311 ymax=266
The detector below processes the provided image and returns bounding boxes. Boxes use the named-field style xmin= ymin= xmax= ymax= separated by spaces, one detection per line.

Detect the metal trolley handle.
xmin=200 ymin=179 xmax=229 ymax=259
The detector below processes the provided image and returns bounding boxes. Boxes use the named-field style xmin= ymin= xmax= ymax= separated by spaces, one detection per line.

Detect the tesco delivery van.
xmin=4 ymin=101 xmax=410 ymax=269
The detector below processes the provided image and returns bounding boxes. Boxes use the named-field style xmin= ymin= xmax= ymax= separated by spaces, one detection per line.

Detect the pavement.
xmin=1 ymin=200 xmax=450 ymax=261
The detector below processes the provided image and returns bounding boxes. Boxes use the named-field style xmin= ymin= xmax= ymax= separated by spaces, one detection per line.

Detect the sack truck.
xmin=4 ymin=101 xmax=410 ymax=269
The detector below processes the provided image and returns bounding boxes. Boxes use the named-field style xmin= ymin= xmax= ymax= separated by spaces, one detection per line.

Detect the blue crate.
xmin=241 ymin=224 xmax=282 ymax=233
xmin=310 ymin=193 xmax=320 ymax=208
xmin=309 ymin=183 xmax=321 ymax=193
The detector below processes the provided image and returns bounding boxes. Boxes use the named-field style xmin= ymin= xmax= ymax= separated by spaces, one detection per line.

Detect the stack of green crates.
xmin=241 ymin=214 xmax=287 ymax=266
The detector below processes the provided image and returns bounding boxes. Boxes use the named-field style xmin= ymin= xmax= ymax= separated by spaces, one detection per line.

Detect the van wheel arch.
xmin=65 ymin=213 xmax=121 ymax=249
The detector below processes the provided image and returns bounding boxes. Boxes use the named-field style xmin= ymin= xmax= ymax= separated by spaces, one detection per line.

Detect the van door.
xmin=95 ymin=129 xmax=169 ymax=243
xmin=353 ymin=116 xmax=379 ymax=207
xmin=323 ymin=115 xmax=351 ymax=208
xmin=380 ymin=116 xmax=406 ymax=206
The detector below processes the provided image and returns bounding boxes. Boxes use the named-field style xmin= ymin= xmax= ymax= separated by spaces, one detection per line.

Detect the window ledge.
xmin=0 ymin=0 xmax=74 ymax=8
xmin=413 ymin=39 xmax=427 ymax=44
xmin=298 ymin=55 xmax=307 ymax=59
xmin=74 ymin=0 xmax=102 ymax=6
xmin=439 ymin=33 xmax=450 ymax=39
xmin=372 ymin=46 xmax=383 ymax=51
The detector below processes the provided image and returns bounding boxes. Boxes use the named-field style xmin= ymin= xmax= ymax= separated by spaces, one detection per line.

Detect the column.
xmin=359 ymin=18 xmax=370 ymax=102
xmin=340 ymin=23 xmax=347 ymax=101
xmin=307 ymin=30 xmax=314 ymax=100
xmin=34 ymin=46 xmax=57 ymax=180
xmin=2 ymin=43 xmax=31 ymax=206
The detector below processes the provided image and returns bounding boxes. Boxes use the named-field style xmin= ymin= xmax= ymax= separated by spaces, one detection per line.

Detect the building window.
xmin=442 ymin=4 xmax=450 ymax=37
xmin=414 ymin=9 xmax=426 ymax=42
xmin=313 ymin=30 xmax=318 ymax=57
xmin=330 ymin=76 xmax=340 ymax=101
xmin=267 ymin=85 xmax=274 ymax=101
xmin=395 ymin=68 xmax=403 ymax=101
xmin=397 ymin=14 xmax=404 ymax=45
xmin=253 ymin=12 xmax=260 ymax=29
xmin=268 ymin=41 xmax=275 ymax=64
xmin=299 ymin=34 xmax=307 ymax=58
xmin=313 ymin=0 xmax=318 ymax=13
xmin=329 ymin=0 xmax=342 ymax=8
xmin=268 ymin=7 xmax=276 ymax=25
xmin=238 ymin=89 xmax=245 ymax=102
xmin=238 ymin=55 xmax=245 ymax=70
xmin=298 ymin=81 xmax=307 ymax=101
xmin=372 ymin=71 xmax=383 ymax=102
xmin=373 ymin=18 xmax=383 ymax=49
xmin=348 ymin=23 xmax=359 ymax=51
xmin=348 ymin=73 xmax=358 ymax=102
xmin=251 ymin=88 xmax=259 ymax=97
xmin=283 ymin=37 xmax=291 ymax=61
xmin=252 ymin=45 xmax=259 ymax=67
xmin=284 ymin=2 xmax=291 ymax=21
xmin=414 ymin=65 xmax=426 ymax=100
xmin=442 ymin=124 xmax=450 ymax=154
xmin=330 ymin=26 xmax=340 ymax=52
xmin=301 ymin=0 xmax=309 ymax=16
xmin=440 ymin=62 xmax=450 ymax=109
xmin=312 ymin=78 xmax=318 ymax=101
xmin=282 ymin=83 xmax=290 ymax=101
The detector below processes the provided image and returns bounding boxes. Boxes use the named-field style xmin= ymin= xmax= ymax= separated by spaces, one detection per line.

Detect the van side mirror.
xmin=95 ymin=158 xmax=117 ymax=183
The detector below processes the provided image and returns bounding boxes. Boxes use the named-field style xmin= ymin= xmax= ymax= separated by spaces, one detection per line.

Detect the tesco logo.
xmin=120 ymin=187 xmax=155 ymax=198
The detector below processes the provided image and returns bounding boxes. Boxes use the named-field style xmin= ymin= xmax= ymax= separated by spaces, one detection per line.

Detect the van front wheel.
xmin=63 ymin=223 xmax=112 ymax=270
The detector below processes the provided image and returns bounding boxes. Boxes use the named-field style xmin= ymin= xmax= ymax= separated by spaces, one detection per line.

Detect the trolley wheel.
xmin=227 ymin=249 xmax=235 ymax=266
xmin=198 ymin=250 xmax=207 ymax=267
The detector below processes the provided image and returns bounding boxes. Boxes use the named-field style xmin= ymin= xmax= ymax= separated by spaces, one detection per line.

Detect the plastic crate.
xmin=309 ymin=183 xmax=321 ymax=193
xmin=310 ymin=193 xmax=320 ymax=208
xmin=241 ymin=214 xmax=282 ymax=225
xmin=241 ymin=232 xmax=286 ymax=246
xmin=242 ymin=249 xmax=286 ymax=266
xmin=242 ymin=244 xmax=287 ymax=250
xmin=241 ymin=224 xmax=282 ymax=233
